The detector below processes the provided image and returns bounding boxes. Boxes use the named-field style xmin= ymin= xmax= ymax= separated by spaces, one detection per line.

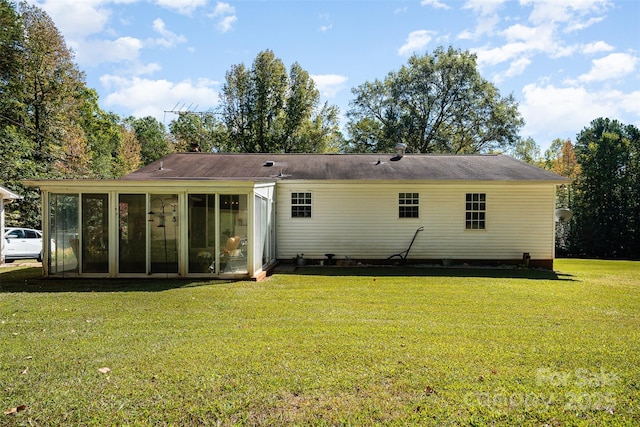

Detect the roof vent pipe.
xmin=394 ymin=143 xmax=407 ymax=158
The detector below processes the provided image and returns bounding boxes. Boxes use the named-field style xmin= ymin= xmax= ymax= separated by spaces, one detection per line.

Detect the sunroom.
xmin=26 ymin=180 xmax=276 ymax=279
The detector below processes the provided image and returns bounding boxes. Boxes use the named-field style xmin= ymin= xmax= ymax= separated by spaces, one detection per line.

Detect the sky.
xmin=26 ymin=0 xmax=640 ymax=151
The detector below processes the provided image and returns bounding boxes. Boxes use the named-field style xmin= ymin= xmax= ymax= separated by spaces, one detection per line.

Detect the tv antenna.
xmin=164 ymin=104 xmax=223 ymax=152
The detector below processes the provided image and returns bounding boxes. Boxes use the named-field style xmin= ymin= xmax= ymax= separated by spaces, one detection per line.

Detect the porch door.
xmin=81 ymin=194 xmax=109 ymax=273
xmin=188 ymin=194 xmax=216 ymax=273
xmin=149 ymin=194 xmax=179 ymax=274
xmin=219 ymin=194 xmax=248 ymax=274
xmin=49 ymin=194 xmax=79 ymax=275
xmin=255 ymin=194 xmax=272 ymax=268
xmin=118 ymin=194 xmax=146 ymax=273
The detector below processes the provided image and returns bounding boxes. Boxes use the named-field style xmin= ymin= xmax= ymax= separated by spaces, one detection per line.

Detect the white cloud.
xmin=216 ymin=15 xmax=237 ymax=33
xmin=398 ymin=30 xmax=435 ymax=56
xmin=500 ymin=23 xmax=567 ymax=57
xmin=565 ymin=16 xmax=606 ymax=32
xmin=467 ymin=0 xmax=615 ymax=86
xmin=153 ymin=0 xmax=206 ymax=15
xmin=520 ymin=82 xmax=640 ymax=143
xmin=457 ymin=29 xmax=474 ymax=40
xmin=462 ymin=0 xmax=506 ymax=16
xmin=151 ymin=18 xmax=187 ymax=48
xmin=318 ymin=13 xmax=332 ymax=32
xmin=213 ymin=1 xmax=235 ymax=16
xmin=420 ymin=0 xmax=450 ymax=10
xmin=522 ymin=0 xmax=610 ymax=30
xmin=494 ymin=56 xmax=531 ymax=82
xmin=25 ymin=0 xmax=113 ymax=39
xmin=130 ymin=62 xmax=163 ymax=76
xmin=100 ymin=76 xmax=220 ymax=120
xmin=581 ymin=41 xmax=614 ymax=54
xmin=459 ymin=0 xmax=505 ymax=39
xmin=474 ymin=43 xmax=529 ymax=68
xmin=577 ymin=53 xmax=638 ymax=83
xmin=211 ymin=2 xmax=237 ymax=33
xmin=311 ymin=74 xmax=348 ymax=98
xmin=75 ymin=36 xmax=143 ymax=66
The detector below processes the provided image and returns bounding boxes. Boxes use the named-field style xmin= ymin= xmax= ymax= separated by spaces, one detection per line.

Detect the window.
xmin=399 ymin=193 xmax=419 ymax=218
xmin=24 ymin=229 xmax=39 ymax=239
xmin=5 ymin=229 xmax=24 ymax=239
xmin=466 ymin=193 xmax=486 ymax=229
xmin=291 ymin=192 xmax=312 ymax=218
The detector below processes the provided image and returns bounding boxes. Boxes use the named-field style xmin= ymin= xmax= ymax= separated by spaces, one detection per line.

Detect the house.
xmin=1 ymin=185 xmax=22 ymax=264
xmin=25 ymin=152 xmax=568 ymax=279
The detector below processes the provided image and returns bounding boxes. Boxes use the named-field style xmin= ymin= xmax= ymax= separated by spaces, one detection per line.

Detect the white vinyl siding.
xmin=277 ymin=182 xmax=555 ymax=262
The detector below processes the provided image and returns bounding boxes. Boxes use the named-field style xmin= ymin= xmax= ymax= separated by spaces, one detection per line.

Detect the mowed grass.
xmin=0 ymin=259 xmax=639 ymax=426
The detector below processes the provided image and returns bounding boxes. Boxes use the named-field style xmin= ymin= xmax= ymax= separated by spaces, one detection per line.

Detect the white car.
xmin=3 ymin=227 xmax=44 ymax=262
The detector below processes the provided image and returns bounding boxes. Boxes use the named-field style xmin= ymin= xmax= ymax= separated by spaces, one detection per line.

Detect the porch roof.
xmin=122 ymin=153 xmax=568 ymax=183
xmin=0 ymin=185 xmax=21 ymax=201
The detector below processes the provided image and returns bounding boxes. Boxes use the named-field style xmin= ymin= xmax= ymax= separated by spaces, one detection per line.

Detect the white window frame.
xmin=465 ymin=193 xmax=486 ymax=230
xmin=399 ymin=192 xmax=419 ymax=218
xmin=291 ymin=192 xmax=312 ymax=218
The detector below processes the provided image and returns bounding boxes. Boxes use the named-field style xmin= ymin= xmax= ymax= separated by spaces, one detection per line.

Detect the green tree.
xmin=571 ymin=118 xmax=640 ymax=258
xmin=0 ymin=0 xmax=23 ymax=124
xmin=543 ymin=139 xmax=580 ymax=208
xmin=77 ymin=87 xmax=126 ymax=178
xmin=221 ymin=63 xmax=252 ymax=152
xmin=542 ymin=138 xmax=581 ymax=254
xmin=127 ymin=116 xmax=171 ymax=165
xmin=1 ymin=1 xmax=91 ymax=227
xmin=220 ymin=49 xmax=342 ymax=153
xmin=114 ymin=126 xmax=142 ymax=176
xmin=18 ymin=1 xmax=88 ymax=171
xmin=347 ymin=46 xmax=523 ymax=154
xmin=168 ymin=112 xmax=226 ymax=153
xmin=510 ymin=137 xmax=541 ymax=165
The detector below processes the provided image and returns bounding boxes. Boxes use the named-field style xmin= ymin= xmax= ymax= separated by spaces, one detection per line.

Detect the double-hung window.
xmin=465 ymin=193 xmax=486 ymax=229
xmin=291 ymin=192 xmax=312 ymax=218
xmin=399 ymin=193 xmax=419 ymax=218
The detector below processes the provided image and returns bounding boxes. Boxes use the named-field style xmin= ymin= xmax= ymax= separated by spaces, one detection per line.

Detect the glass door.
xmin=48 ymin=194 xmax=79 ymax=275
xmin=188 ymin=194 xmax=216 ymax=273
xmin=81 ymin=194 xmax=109 ymax=273
xmin=118 ymin=194 xmax=147 ymax=273
xmin=219 ymin=194 xmax=248 ymax=274
xmin=149 ymin=194 xmax=179 ymax=274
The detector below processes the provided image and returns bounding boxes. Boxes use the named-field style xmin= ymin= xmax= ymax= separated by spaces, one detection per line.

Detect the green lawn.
xmin=1 ymin=259 xmax=639 ymax=426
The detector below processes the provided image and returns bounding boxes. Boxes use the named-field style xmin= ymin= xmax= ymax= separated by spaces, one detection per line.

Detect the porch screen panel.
xmin=119 ymin=194 xmax=146 ymax=273
xmin=82 ymin=194 xmax=109 ymax=273
xmin=49 ymin=194 xmax=79 ymax=275
xmin=188 ymin=194 xmax=216 ymax=273
xmin=255 ymin=195 xmax=269 ymax=267
xmin=219 ymin=194 xmax=248 ymax=274
xmin=149 ymin=194 xmax=179 ymax=274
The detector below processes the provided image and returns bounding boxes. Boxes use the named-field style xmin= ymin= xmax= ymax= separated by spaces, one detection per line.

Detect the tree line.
xmin=1 ymin=1 xmax=637 ymax=259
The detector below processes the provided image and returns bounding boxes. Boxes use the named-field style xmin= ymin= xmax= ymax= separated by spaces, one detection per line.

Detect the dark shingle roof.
xmin=122 ymin=153 xmax=568 ymax=182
